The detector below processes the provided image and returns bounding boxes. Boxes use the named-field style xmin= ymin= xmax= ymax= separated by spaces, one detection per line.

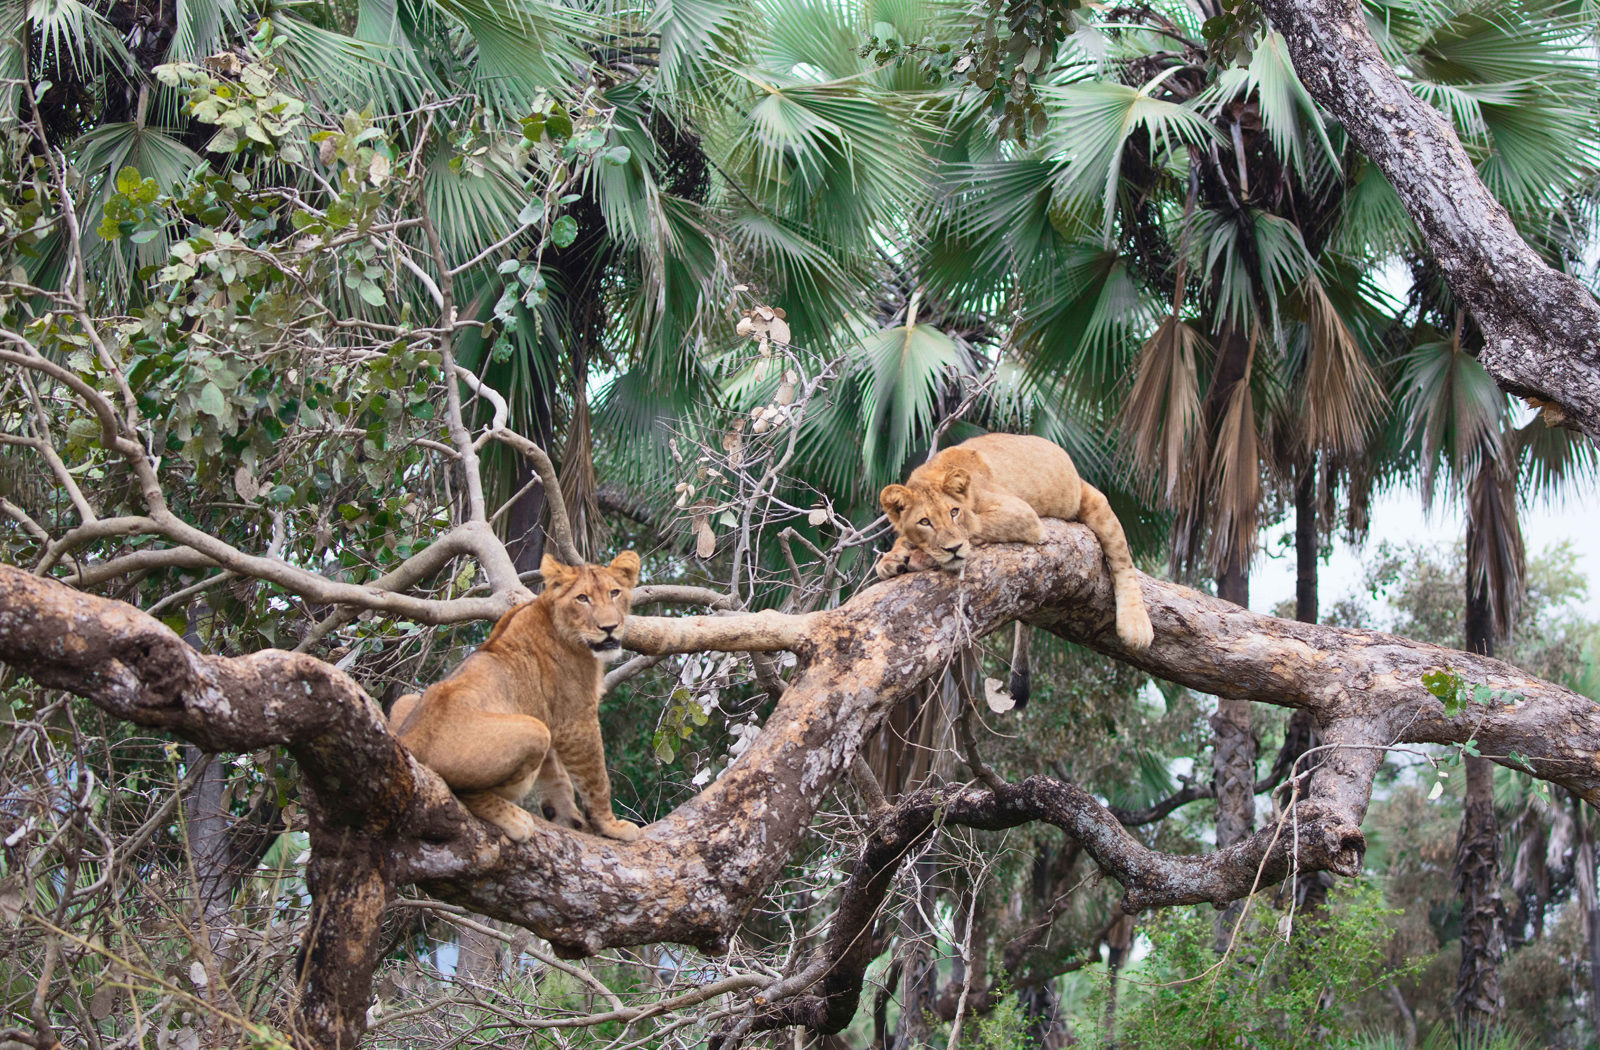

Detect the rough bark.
xmin=1295 ymin=462 xmax=1318 ymax=625
xmin=1453 ymin=538 xmax=1506 ymax=1032
xmin=1212 ymin=561 xmax=1255 ymax=944
xmin=1575 ymin=799 xmax=1600 ymax=1036
xmin=9 ymin=520 xmax=1600 ymax=1045
xmin=1256 ymin=0 xmax=1600 ymax=441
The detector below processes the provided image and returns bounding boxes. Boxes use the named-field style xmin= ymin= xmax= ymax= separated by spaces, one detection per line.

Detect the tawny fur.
xmin=877 ymin=433 xmax=1154 ymax=651
xmin=387 ymin=551 xmax=644 ymax=843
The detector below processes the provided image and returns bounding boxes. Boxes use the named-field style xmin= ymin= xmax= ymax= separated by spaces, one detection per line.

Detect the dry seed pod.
xmin=775 ymin=377 xmax=796 ymax=405
xmin=234 ymin=465 xmax=260 ymax=501
xmin=736 ymin=315 xmax=755 ymax=337
xmin=808 ymin=508 xmax=828 ymax=527
xmin=696 ymin=519 xmax=716 ymax=558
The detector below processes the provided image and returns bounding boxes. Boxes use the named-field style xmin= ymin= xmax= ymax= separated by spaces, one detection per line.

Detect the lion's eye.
xmin=919 ymin=518 xmax=932 ymax=527
xmin=610 ymin=589 xmax=621 ymax=598
xmin=950 ymin=508 xmax=959 ymax=519
xmin=576 ymin=594 xmax=591 ymax=604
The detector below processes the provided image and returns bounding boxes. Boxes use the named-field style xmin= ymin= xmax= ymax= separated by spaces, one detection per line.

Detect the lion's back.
xmin=941 ymin=434 xmax=1081 ymax=518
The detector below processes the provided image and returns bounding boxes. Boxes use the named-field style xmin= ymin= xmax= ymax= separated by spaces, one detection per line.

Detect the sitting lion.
xmin=876 ymin=433 xmax=1153 ymax=668
xmin=388 ymin=552 xmax=644 ymax=843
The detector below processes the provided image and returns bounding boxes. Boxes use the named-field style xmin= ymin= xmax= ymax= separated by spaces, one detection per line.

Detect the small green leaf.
xmin=115 ymin=167 xmax=143 ymax=195
xmin=1421 ymin=668 xmax=1458 ymax=700
xmin=601 ymin=145 xmax=630 ymax=166
xmin=517 ymin=199 xmax=545 ymax=225
xmin=550 ymin=215 xmax=578 ymax=248
xmin=161 ymin=612 xmax=189 ymax=634
xmin=197 ymin=382 xmax=226 ymax=418
xmin=268 ymin=484 xmax=294 ymax=503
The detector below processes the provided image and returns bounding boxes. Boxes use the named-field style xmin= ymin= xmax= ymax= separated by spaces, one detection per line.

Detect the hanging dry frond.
xmin=558 ymin=378 xmax=608 ymax=559
xmin=1465 ymin=454 xmax=1525 ymax=641
xmin=1296 ymin=273 xmax=1383 ymax=460
xmin=1205 ymin=369 xmax=1262 ymax=576
xmin=1119 ymin=314 xmax=1210 ymax=508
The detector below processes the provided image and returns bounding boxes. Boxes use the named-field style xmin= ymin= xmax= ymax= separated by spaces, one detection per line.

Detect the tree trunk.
xmin=1101 ymin=913 xmax=1135 ymax=1049
xmin=1574 ymin=797 xmax=1600 ymax=1035
xmin=505 ymin=376 xmax=555 ymax=575
xmin=893 ymin=857 xmax=939 ymax=1049
xmin=1213 ymin=559 xmax=1256 ymax=944
xmin=1454 ymin=565 xmax=1506 ymax=1033
xmin=1288 ymin=472 xmax=1330 ymax=911
xmin=1294 ymin=460 xmax=1318 ymax=626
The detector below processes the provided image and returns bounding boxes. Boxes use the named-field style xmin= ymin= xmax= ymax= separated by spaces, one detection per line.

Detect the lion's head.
xmin=880 ymin=462 xmax=977 ymax=570
xmin=539 ymin=551 xmax=641 ymax=656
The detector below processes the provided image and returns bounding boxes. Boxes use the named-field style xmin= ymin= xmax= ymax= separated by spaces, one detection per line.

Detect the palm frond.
xmin=1200 ymin=31 xmax=1338 ymax=182
xmin=1465 ymin=453 xmax=1525 ymax=639
xmin=439 ymin=0 xmax=597 ymax=111
xmin=1039 ymin=74 xmax=1220 ymax=243
xmin=1205 ymin=347 xmax=1262 ymax=573
xmin=1515 ymin=414 xmax=1600 ymax=500
xmin=1396 ymin=334 xmax=1507 ymax=506
xmin=856 ymin=307 xmax=971 ymax=486
xmin=1294 ymin=271 xmax=1384 ymax=458
xmin=1119 ymin=314 xmax=1209 ymax=507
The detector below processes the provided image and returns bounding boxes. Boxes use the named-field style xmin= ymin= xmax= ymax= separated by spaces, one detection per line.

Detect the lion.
xmin=876 ymin=434 xmax=1153 ymax=702
xmin=387 ymin=551 xmax=644 ymax=843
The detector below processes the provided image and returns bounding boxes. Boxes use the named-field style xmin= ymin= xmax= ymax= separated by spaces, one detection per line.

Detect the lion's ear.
xmin=881 ymin=484 xmax=912 ymax=522
xmin=942 ymin=468 xmax=970 ymax=497
xmin=608 ymin=550 xmax=641 ymax=588
xmin=540 ymin=553 xmax=577 ymax=588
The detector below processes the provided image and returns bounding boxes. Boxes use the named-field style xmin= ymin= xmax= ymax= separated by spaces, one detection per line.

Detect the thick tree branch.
xmin=1253 ymin=0 xmax=1600 ymax=439
xmin=6 ymin=520 xmax=1600 ymax=1046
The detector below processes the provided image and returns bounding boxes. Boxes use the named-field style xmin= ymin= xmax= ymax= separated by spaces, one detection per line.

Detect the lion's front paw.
xmin=1117 ymin=597 xmax=1154 ymax=651
xmin=494 ymin=807 xmax=539 ymax=843
xmin=595 ymin=817 xmax=642 ymax=842
xmin=875 ymin=549 xmax=912 ymax=580
xmin=875 ymin=540 xmax=937 ymax=580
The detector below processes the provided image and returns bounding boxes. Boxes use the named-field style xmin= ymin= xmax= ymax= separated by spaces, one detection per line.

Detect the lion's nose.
xmin=599 ymin=623 xmax=619 ymax=635
xmin=944 ymin=544 xmax=963 ymax=554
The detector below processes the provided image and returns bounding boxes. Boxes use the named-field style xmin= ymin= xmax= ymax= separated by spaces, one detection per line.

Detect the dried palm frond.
xmin=1465 ymin=452 xmax=1525 ymax=642
xmin=1296 ymin=273 xmax=1385 ymax=460
xmin=558 ymin=370 xmax=608 ymax=560
xmin=1119 ymin=314 xmax=1210 ymax=508
xmin=1205 ymin=342 xmax=1262 ymax=575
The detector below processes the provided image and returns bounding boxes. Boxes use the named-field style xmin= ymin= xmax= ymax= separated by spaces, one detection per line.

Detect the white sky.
xmin=1249 ymin=483 xmax=1600 ymax=622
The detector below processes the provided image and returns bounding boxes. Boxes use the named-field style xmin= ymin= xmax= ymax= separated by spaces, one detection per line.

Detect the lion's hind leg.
xmin=413 ymin=710 xmax=553 ymax=843
xmin=1076 ymin=483 xmax=1153 ymax=650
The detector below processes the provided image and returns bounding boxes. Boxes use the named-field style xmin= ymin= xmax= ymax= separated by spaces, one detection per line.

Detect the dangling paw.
xmin=1116 ymin=589 xmax=1154 ymax=651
